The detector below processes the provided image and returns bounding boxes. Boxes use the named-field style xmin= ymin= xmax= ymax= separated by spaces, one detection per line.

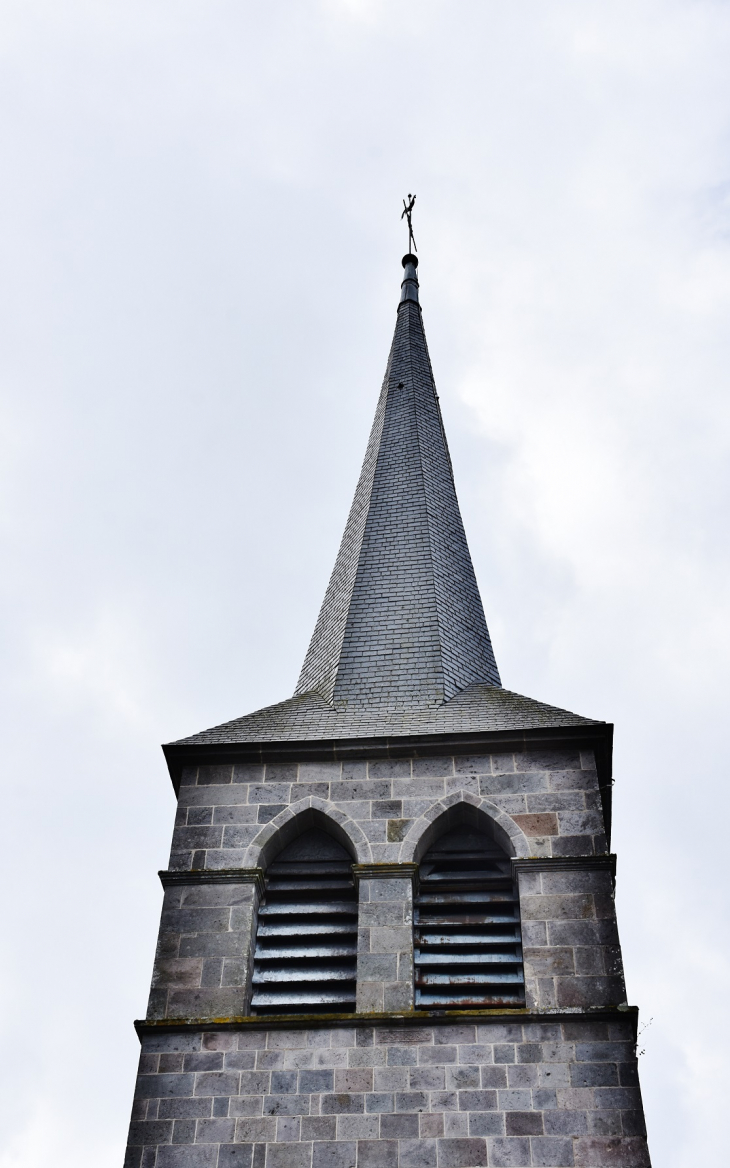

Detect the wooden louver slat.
xmin=251 ymin=828 xmax=357 ymax=1015
xmin=414 ymin=825 xmax=525 ymax=1009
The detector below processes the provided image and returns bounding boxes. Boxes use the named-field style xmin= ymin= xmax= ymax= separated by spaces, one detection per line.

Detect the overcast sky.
xmin=1 ymin=2 xmax=729 ymax=1165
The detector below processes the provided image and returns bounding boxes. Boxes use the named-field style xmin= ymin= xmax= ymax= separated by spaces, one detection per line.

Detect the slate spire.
xmin=295 ymin=253 xmax=501 ymax=712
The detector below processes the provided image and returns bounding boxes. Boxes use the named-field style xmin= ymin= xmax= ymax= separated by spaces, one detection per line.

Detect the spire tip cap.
xmin=402 ymin=253 xmax=418 ymax=268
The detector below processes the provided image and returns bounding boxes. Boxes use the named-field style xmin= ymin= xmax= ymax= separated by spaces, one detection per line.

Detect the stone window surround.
xmin=157 ymin=796 xmax=615 ymax=1020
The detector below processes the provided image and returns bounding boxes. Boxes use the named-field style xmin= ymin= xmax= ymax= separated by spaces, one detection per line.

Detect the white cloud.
xmin=0 ymin=2 xmax=728 ymax=1164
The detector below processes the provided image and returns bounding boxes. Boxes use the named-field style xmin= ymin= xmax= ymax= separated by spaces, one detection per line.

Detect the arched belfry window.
xmin=414 ymin=821 xmax=525 ymax=1009
xmin=251 ymin=827 xmax=358 ymax=1015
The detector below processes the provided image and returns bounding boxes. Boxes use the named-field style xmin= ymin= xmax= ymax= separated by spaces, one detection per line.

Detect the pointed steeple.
xmin=170 ymin=250 xmax=600 ymax=752
xmin=295 ymin=253 xmax=501 ymax=712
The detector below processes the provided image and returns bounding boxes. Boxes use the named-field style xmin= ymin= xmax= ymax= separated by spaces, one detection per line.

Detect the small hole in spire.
xmin=397 ymin=381 xmax=404 ymax=388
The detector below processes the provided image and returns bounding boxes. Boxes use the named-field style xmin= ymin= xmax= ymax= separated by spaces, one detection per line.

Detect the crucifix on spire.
xmin=401 ymin=193 xmax=417 ymax=254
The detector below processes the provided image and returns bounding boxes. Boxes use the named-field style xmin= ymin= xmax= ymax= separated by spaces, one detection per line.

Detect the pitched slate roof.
xmin=295 ymin=255 xmax=500 ymax=711
xmin=172 ymin=684 xmax=599 ymax=746
xmin=172 ymin=254 xmax=599 ymax=749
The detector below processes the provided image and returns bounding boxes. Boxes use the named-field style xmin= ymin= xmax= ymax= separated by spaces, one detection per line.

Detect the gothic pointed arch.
xmin=397 ymin=790 xmax=531 ymax=864
xmin=405 ymin=794 xmax=526 ymax=1010
xmin=243 ymin=795 xmax=372 ymax=871
xmin=248 ymin=802 xmax=361 ymax=1016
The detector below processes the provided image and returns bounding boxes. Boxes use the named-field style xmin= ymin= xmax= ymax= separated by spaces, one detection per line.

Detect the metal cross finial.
xmin=401 ymin=193 xmax=417 ymax=253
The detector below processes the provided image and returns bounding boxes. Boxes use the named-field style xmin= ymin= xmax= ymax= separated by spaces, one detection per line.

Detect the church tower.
xmin=125 ymin=250 xmax=651 ymax=1167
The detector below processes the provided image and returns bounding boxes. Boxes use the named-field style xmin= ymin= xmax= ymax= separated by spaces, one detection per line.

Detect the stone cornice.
xmin=135 ymin=1004 xmax=638 ymax=1040
xmin=511 ymin=854 xmax=616 ymax=888
xmin=159 ymin=868 xmax=265 ymax=896
xmin=352 ymin=862 xmax=418 ymax=888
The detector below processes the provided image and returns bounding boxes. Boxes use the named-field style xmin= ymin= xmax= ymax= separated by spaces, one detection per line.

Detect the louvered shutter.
xmin=414 ymin=825 xmax=525 ymax=1009
xmin=251 ymin=828 xmax=357 ymax=1015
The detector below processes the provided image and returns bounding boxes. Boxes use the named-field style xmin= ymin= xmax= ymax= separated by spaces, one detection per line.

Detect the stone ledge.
xmin=511 ymin=854 xmax=616 ymax=888
xmin=135 ymin=1003 xmax=638 ymax=1039
xmin=158 ymin=867 xmax=265 ymax=895
xmin=353 ymin=862 xmax=418 ymax=887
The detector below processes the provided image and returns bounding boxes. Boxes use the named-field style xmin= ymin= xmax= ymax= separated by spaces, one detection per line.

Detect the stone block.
xmin=234 ymin=1118 xmax=276 ymax=1143
xmin=492 ymin=1046 xmax=516 ymax=1065
xmin=506 ymin=1066 xmax=538 ymax=1089
xmin=523 ymin=949 xmax=574 ymax=976
xmin=573 ymin=1137 xmax=650 ymax=1166
xmin=593 ymin=1088 xmax=642 ymax=1111
xmin=197 ymin=766 xmax=233 ymax=786
xmin=194 ymin=1071 xmax=240 ymax=1097
xmin=371 ymin=800 xmax=402 ymax=819
xmin=331 ymin=781 xmax=392 ymax=802
xmin=458 ymin=1091 xmax=497 ymax=1112
xmin=430 ymin=1092 xmax=459 ymax=1112
xmin=479 ymin=774 xmax=548 ymax=796
xmin=521 ymin=896 xmax=595 ymax=922
xmin=158 ymin=1099 xmax=212 ymax=1120
xmin=479 ymin=1067 xmax=507 ymax=1089
xmin=127 ymin=1120 xmax=173 ymax=1145
xmin=336 ymin=1069 xmax=374 ymax=1093
xmin=513 ymin=814 xmax=558 ymax=836
xmin=387 ymin=1047 xmax=416 ymax=1067
xmin=196 ymin=1118 xmax=236 ymax=1142
xmin=301 ymin=1070 xmax=335 ymax=1093
xmin=381 ymin=1113 xmax=419 ymax=1138
xmin=263 ymin=1095 xmax=312 ymax=1117
xmin=399 ymin=1138 xmax=437 ymax=1167
xmin=467 ymin=1113 xmax=504 ymax=1137
xmin=421 ymin=1114 xmax=445 ymax=1138
xmin=436 ymin=1137 xmax=487 ymax=1166
xmin=369 ymin=760 xmax=411 ymax=778
xmin=551 ymin=837 xmax=595 ymax=858
xmin=383 ymin=982 xmax=412 ymax=1011
xmin=232 ymin=763 xmax=265 ymax=783
xmin=218 ymin=1148 xmax=253 ymax=1168
xmin=266 ymin=1145 xmax=313 ymax=1168
xmin=312 ymin=1141 xmax=357 ymax=1168
xmin=505 ymin=1112 xmax=543 ymax=1135
xmin=264 ymin=764 xmax=298 ymax=782
xmin=337 ymin=1116 xmax=380 ymax=1140
xmin=322 ymin=1094 xmax=365 ymax=1115
xmin=444 ymin=1112 xmax=469 ymax=1137
xmin=530 ymin=1137 xmax=575 ymax=1166
xmin=297 ymin=762 xmax=341 ymax=781
xmin=365 ymin=1093 xmax=394 ymax=1113
xmin=135 ymin=1075 xmax=196 ymax=1099
xmin=356 ymin=1140 xmax=398 ymax=1167
xmin=374 ymin=1068 xmax=409 ymax=1092
xmin=395 ymin=1091 xmax=429 ymax=1112
xmin=419 ymin=1046 xmax=457 ymax=1065
xmin=544 ymin=1111 xmax=587 ymax=1136
xmin=183 ymin=1053 xmax=224 ymax=1072
xmin=453 ymin=756 xmax=492 ymax=775
xmin=302 ymin=1118 xmax=337 ymax=1141
xmin=555 ymin=977 xmax=624 ymax=1009
xmin=155 ymin=1149 xmax=218 ymax=1167
xmin=172 ymin=1120 xmax=196 ymax=1143
xmin=487 ymin=1137 xmax=532 ymax=1167
xmin=570 ymin=1063 xmax=619 ymax=1088
xmin=409 ymin=1067 xmax=444 ymax=1090
xmin=497 ymin=1090 xmax=532 ymax=1111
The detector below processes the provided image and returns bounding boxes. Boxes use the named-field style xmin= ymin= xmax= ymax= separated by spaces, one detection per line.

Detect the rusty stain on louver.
xmin=414 ymin=825 xmax=525 ymax=1009
xmin=251 ymin=829 xmax=358 ymax=1014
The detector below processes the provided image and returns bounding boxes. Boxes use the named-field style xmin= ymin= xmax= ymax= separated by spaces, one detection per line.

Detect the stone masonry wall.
xmin=150 ymin=749 xmax=614 ymax=1022
xmin=126 ymin=1018 xmax=649 ymax=1168
xmin=128 ymin=745 xmax=651 ymax=1166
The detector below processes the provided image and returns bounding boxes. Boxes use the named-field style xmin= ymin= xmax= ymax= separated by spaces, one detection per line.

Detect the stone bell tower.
xmin=124 ymin=251 xmax=651 ymax=1167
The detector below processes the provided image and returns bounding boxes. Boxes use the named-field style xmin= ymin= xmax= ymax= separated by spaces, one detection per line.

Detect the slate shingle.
xmin=172 ymin=256 xmax=597 ymax=749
